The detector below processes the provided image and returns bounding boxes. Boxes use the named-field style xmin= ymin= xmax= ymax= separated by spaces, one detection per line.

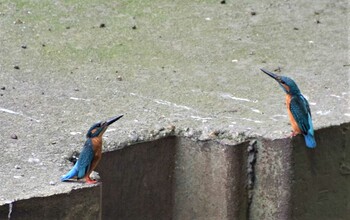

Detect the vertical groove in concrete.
xmin=97 ymin=137 xmax=176 ymax=220
xmin=225 ymin=142 xmax=249 ymax=220
xmin=290 ymin=123 xmax=350 ymax=220
xmin=250 ymin=138 xmax=293 ymax=220
xmin=173 ymin=138 xmax=247 ymax=220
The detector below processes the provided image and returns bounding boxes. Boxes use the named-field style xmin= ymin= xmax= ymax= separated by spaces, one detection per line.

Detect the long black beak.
xmin=106 ymin=114 xmax=124 ymax=126
xmin=260 ymin=68 xmax=280 ymax=81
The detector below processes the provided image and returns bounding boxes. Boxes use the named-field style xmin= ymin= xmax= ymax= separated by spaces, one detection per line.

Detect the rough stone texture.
xmin=97 ymin=137 xmax=176 ymax=220
xmin=4 ymin=185 xmax=101 ymax=220
xmin=290 ymin=123 xmax=350 ymax=220
xmin=250 ymin=138 xmax=293 ymax=220
xmin=97 ymin=136 xmax=248 ymax=220
xmin=251 ymin=124 xmax=350 ymax=220
xmin=173 ymin=139 xmax=248 ymax=220
xmin=0 ymin=0 xmax=349 ymax=219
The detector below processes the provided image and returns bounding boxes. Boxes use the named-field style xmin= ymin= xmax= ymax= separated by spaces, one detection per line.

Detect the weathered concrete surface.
xmin=1 ymin=185 xmax=101 ymax=220
xmin=97 ymin=137 xmax=176 ymax=220
xmin=250 ymin=138 xmax=293 ymax=220
xmin=0 ymin=0 xmax=349 ymax=219
xmin=173 ymin=139 xmax=247 ymax=219
xmin=97 ymin=136 xmax=247 ymax=220
xmin=290 ymin=123 xmax=350 ymax=220
xmin=251 ymin=123 xmax=350 ymax=220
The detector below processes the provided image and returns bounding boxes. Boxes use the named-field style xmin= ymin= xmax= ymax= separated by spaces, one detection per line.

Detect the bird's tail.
xmin=61 ymin=162 xmax=79 ymax=182
xmin=304 ymin=133 xmax=316 ymax=148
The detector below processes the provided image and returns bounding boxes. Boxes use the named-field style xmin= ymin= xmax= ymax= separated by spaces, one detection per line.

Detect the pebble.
xmin=11 ymin=134 xmax=18 ymax=139
xmin=14 ymin=165 xmax=21 ymax=169
xmin=49 ymin=181 xmax=56 ymax=185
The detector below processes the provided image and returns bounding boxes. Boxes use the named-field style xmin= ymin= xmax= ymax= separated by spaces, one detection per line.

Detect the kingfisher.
xmin=61 ymin=115 xmax=124 ymax=184
xmin=260 ymin=69 xmax=316 ymax=148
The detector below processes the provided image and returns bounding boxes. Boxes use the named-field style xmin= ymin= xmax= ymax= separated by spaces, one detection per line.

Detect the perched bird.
xmin=61 ymin=115 xmax=124 ymax=183
xmin=261 ymin=69 xmax=316 ymax=148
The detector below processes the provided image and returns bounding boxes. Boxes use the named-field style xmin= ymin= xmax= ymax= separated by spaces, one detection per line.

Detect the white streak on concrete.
xmin=344 ymin=113 xmax=350 ymax=117
xmin=0 ymin=107 xmax=40 ymax=122
xmin=330 ymin=94 xmax=341 ymax=99
xmin=154 ymin=99 xmax=193 ymax=110
xmin=316 ymin=110 xmax=331 ymax=116
xmin=250 ymin=108 xmax=262 ymax=114
xmin=190 ymin=116 xmax=213 ymax=121
xmin=8 ymin=202 xmax=12 ymax=219
xmin=241 ymin=118 xmax=263 ymax=123
xmin=220 ymin=93 xmax=258 ymax=103
xmin=70 ymin=131 xmax=82 ymax=135
xmin=69 ymin=97 xmax=90 ymax=101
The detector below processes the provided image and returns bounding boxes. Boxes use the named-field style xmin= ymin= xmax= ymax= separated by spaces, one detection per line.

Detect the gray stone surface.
xmin=0 ymin=0 xmax=349 ymax=217
xmin=2 ymin=185 xmax=101 ymax=220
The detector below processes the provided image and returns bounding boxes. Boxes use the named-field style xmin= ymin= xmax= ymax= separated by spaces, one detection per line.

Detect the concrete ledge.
xmin=2 ymin=185 xmax=101 ymax=220
xmin=0 ymin=123 xmax=348 ymax=219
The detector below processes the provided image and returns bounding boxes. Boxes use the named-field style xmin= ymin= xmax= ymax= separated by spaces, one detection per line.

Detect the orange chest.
xmin=285 ymin=95 xmax=302 ymax=133
xmin=91 ymin=137 xmax=102 ymax=156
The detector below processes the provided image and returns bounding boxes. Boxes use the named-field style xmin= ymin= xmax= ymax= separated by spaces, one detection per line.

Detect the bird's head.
xmin=260 ymin=68 xmax=301 ymax=95
xmin=86 ymin=115 xmax=123 ymax=138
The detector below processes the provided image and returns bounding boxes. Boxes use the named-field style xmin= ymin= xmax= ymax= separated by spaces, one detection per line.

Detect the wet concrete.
xmin=0 ymin=0 xmax=349 ymax=219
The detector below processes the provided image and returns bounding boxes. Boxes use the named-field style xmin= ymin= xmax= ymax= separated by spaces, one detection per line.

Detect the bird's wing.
xmin=290 ymin=95 xmax=311 ymax=135
xmin=76 ymin=139 xmax=94 ymax=178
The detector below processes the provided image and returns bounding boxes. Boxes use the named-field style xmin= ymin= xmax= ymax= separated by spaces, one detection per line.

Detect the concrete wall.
xmin=251 ymin=123 xmax=350 ymax=220
xmin=1 ymin=186 xmax=101 ymax=220
xmin=1 ymin=123 xmax=349 ymax=220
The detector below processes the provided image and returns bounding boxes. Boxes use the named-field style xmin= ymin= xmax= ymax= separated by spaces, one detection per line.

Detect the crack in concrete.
xmin=246 ymin=139 xmax=258 ymax=219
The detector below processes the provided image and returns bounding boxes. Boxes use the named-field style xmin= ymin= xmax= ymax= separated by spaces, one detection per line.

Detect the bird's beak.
xmin=260 ymin=68 xmax=281 ymax=82
xmin=106 ymin=114 xmax=124 ymax=126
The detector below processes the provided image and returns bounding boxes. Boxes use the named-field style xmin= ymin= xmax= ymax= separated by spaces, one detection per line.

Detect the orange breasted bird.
xmin=61 ymin=115 xmax=124 ymax=184
xmin=261 ymin=69 xmax=316 ymax=148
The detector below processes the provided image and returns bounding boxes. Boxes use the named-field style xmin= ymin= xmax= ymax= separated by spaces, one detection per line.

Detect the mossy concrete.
xmin=0 ymin=0 xmax=349 ymax=219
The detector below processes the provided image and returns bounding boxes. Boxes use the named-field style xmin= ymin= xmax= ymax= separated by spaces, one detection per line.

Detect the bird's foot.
xmin=85 ymin=177 xmax=97 ymax=184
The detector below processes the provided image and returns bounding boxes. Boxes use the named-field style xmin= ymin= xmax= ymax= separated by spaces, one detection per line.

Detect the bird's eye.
xmin=281 ymin=80 xmax=286 ymax=84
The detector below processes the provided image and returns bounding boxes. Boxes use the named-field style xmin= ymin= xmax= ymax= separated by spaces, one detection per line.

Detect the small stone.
xmin=117 ymin=76 xmax=122 ymax=81
xmin=1 ymin=86 xmax=5 ymax=90
xmin=293 ymin=27 xmax=299 ymax=30
xmin=14 ymin=65 xmax=20 ymax=70
xmin=11 ymin=134 xmax=18 ymax=139
xmin=74 ymin=88 xmax=79 ymax=91
xmin=132 ymin=25 xmax=137 ymax=30
xmin=14 ymin=165 xmax=21 ymax=169
xmin=251 ymin=11 xmax=257 ymax=16
xmin=49 ymin=181 xmax=56 ymax=185
xmin=99 ymin=23 xmax=106 ymax=28
xmin=14 ymin=19 xmax=23 ymax=24
xmin=220 ymin=0 xmax=226 ymax=4
xmin=166 ymin=125 xmax=176 ymax=132
xmin=21 ymin=45 xmax=27 ymax=49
